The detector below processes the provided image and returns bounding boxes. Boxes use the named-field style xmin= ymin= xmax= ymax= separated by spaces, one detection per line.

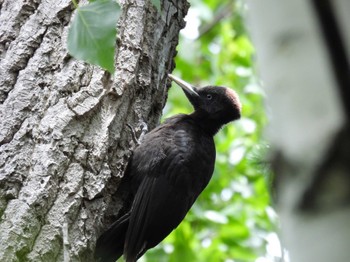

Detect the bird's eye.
xmin=206 ymin=94 xmax=212 ymax=100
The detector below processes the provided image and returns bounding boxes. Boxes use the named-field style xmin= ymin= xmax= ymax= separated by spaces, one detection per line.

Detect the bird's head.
xmin=168 ymin=74 xmax=241 ymax=126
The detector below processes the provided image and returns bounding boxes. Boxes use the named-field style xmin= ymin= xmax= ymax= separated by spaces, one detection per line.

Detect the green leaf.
xmin=151 ymin=0 xmax=161 ymax=11
xmin=67 ymin=0 xmax=120 ymax=73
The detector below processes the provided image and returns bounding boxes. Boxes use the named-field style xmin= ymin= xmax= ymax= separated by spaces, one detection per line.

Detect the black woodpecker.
xmin=95 ymin=74 xmax=242 ymax=262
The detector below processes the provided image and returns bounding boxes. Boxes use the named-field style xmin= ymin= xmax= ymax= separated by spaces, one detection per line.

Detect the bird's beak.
xmin=168 ymin=74 xmax=199 ymax=98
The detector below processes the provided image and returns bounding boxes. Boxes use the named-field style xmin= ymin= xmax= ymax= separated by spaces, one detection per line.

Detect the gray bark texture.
xmin=0 ymin=0 xmax=189 ymax=261
xmin=247 ymin=0 xmax=350 ymax=261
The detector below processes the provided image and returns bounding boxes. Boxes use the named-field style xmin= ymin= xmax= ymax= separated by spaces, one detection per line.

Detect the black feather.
xmin=95 ymin=76 xmax=241 ymax=262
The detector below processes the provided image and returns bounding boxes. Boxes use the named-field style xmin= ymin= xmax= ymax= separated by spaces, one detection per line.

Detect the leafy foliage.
xmin=67 ymin=0 xmax=160 ymax=73
xmin=67 ymin=0 xmax=120 ymax=73
xmin=143 ymin=1 xmax=278 ymax=261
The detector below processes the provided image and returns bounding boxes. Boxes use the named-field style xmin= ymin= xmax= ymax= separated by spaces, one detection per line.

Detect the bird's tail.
xmin=95 ymin=212 xmax=130 ymax=262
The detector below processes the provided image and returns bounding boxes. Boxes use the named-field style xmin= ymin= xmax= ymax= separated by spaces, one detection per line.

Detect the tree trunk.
xmin=247 ymin=0 xmax=350 ymax=261
xmin=0 ymin=0 xmax=189 ymax=261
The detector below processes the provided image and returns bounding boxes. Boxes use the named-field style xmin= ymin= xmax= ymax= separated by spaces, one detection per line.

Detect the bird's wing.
xmin=124 ymin=127 xmax=213 ymax=261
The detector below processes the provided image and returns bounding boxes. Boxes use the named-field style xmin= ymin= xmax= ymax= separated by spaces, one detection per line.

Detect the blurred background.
xmin=145 ymin=0 xmax=281 ymax=261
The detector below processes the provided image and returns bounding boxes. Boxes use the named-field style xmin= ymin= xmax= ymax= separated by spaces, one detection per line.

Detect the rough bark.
xmin=247 ymin=0 xmax=350 ymax=261
xmin=0 ymin=0 xmax=189 ymax=261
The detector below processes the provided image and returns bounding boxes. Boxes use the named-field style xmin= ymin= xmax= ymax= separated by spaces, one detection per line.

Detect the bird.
xmin=95 ymin=74 xmax=242 ymax=262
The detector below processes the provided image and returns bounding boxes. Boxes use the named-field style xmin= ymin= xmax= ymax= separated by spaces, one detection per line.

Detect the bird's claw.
xmin=127 ymin=121 xmax=148 ymax=146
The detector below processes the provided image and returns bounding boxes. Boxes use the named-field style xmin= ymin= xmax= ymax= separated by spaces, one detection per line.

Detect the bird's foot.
xmin=127 ymin=121 xmax=148 ymax=145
